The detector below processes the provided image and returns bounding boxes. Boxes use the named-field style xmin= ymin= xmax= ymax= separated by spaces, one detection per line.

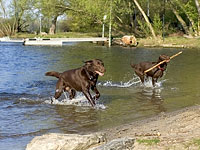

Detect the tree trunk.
xmin=169 ymin=1 xmax=189 ymax=35
xmin=49 ymin=16 xmax=58 ymax=35
xmin=195 ymin=0 xmax=200 ymax=15
xmin=194 ymin=0 xmax=200 ymax=35
xmin=0 ymin=0 xmax=6 ymax=18
xmin=133 ymin=0 xmax=156 ymax=39
xmin=172 ymin=0 xmax=195 ymax=36
xmin=171 ymin=0 xmax=196 ymax=36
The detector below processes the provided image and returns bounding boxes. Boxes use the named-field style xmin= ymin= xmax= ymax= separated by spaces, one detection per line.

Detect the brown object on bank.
xmin=121 ymin=35 xmax=138 ymax=46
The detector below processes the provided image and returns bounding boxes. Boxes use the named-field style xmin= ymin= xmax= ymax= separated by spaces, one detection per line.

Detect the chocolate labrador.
xmin=45 ymin=59 xmax=106 ymax=107
xmin=131 ymin=55 xmax=170 ymax=86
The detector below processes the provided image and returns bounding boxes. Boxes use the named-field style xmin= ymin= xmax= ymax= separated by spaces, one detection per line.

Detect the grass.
xmin=137 ymin=138 xmax=160 ymax=145
xmin=11 ymin=32 xmax=101 ymax=39
xmin=138 ymin=36 xmax=200 ymax=48
xmin=193 ymin=139 xmax=200 ymax=148
xmin=183 ymin=138 xmax=200 ymax=149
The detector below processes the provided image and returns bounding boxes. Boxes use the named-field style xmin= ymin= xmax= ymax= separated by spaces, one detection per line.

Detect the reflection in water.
xmin=140 ymin=87 xmax=167 ymax=113
xmin=53 ymin=104 xmax=100 ymax=134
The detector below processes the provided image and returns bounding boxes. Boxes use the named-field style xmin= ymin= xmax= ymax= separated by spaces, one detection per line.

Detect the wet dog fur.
xmin=131 ymin=55 xmax=170 ymax=86
xmin=45 ymin=59 xmax=106 ymax=107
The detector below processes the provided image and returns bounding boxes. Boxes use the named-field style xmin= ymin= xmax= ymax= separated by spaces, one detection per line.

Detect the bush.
xmin=0 ymin=18 xmax=17 ymax=37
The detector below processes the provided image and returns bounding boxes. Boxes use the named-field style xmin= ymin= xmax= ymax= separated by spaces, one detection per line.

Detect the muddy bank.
xmin=105 ymin=105 xmax=200 ymax=149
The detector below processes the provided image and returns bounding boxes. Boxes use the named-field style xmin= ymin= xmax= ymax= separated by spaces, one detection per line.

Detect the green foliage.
xmin=34 ymin=0 xmax=67 ymax=18
xmin=112 ymin=0 xmax=136 ymax=33
xmin=0 ymin=18 xmax=17 ymax=37
xmin=137 ymin=138 xmax=160 ymax=145
xmin=9 ymin=0 xmax=36 ymax=32
xmin=184 ymin=0 xmax=198 ymax=32
xmin=184 ymin=138 xmax=200 ymax=149
xmin=153 ymin=14 xmax=162 ymax=36
xmin=66 ymin=0 xmax=111 ymax=33
xmin=137 ymin=19 xmax=151 ymax=37
xmin=193 ymin=139 xmax=200 ymax=147
xmin=1 ymin=0 xmax=200 ymax=37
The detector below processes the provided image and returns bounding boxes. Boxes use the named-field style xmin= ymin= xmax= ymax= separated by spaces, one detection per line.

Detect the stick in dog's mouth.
xmin=95 ymin=71 xmax=104 ymax=76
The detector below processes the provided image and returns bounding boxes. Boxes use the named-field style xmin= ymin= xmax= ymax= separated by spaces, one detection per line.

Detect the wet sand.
xmin=104 ymin=105 xmax=200 ymax=149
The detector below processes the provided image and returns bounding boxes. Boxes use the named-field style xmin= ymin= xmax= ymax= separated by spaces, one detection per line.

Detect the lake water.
xmin=0 ymin=42 xmax=200 ymax=150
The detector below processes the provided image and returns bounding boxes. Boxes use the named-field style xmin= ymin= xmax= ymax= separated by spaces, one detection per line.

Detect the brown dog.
xmin=45 ymin=59 xmax=106 ymax=107
xmin=131 ymin=55 xmax=170 ymax=86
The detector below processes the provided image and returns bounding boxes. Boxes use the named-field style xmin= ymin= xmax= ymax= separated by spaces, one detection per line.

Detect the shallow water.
xmin=0 ymin=42 xmax=200 ymax=150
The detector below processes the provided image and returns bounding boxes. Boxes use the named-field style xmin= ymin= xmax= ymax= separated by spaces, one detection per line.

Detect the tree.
xmin=0 ymin=0 xmax=6 ymax=18
xmin=168 ymin=0 xmax=190 ymax=35
xmin=133 ymin=0 xmax=156 ymax=38
xmin=194 ymin=0 xmax=200 ymax=35
xmin=59 ymin=0 xmax=111 ymax=33
xmin=9 ymin=0 xmax=35 ymax=32
xmin=173 ymin=0 xmax=196 ymax=35
xmin=35 ymin=0 xmax=69 ymax=34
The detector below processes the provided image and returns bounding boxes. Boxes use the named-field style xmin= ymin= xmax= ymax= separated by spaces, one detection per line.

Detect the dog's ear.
xmin=84 ymin=60 xmax=93 ymax=65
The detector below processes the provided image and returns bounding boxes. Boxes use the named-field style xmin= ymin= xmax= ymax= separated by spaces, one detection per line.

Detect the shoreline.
xmin=26 ymin=105 xmax=200 ymax=150
xmin=1 ymin=36 xmax=200 ymax=49
xmin=104 ymin=105 xmax=200 ymax=149
xmin=3 ymin=34 xmax=200 ymax=48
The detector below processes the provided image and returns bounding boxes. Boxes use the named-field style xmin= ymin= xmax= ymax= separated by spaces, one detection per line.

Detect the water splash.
xmin=142 ymin=77 xmax=167 ymax=88
xmin=98 ymin=76 xmax=140 ymax=88
xmin=98 ymin=75 xmax=167 ymax=89
xmin=44 ymin=94 xmax=106 ymax=110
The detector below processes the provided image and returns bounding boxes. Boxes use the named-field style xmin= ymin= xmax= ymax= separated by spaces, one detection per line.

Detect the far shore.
xmin=2 ymin=32 xmax=200 ymax=48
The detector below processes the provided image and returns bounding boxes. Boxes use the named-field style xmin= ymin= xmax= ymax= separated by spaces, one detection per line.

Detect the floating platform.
xmin=23 ymin=37 xmax=108 ymax=46
xmin=24 ymin=38 xmax=62 ymax=46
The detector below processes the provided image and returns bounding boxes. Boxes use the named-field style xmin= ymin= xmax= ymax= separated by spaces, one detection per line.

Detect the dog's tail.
xmin=130 ymin=62 xmax=136 ymax=68
xmin=45 ymin=71 xmax=60 ymax=78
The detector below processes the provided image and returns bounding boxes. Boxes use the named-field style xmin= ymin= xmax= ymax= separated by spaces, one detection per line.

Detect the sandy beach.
xmin=104 ymin=105 xmax=200 ymax=149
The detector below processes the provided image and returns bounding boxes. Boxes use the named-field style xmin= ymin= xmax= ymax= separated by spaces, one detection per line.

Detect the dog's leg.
xmin=82 ymin=89 xmax=95 ymax=107
xmin=135 ymin=70 xmax=144 ymax=83
xmin=51 ymin=97 xmax=56 ymax=104
xmin=54 ymin=78 xmax=64 ymax=99
xmin=69 ymin=89 xmax=76 ymax=100
xmin=91 ymin=85 xmax=100 ymax=100
xmin=152 ymin=78 xmax=156 ymax=87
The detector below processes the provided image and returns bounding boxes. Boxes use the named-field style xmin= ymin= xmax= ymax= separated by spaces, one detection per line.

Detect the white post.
xmin=147 ymin=0 xmax=150 ymax=17
xmin=102 ymin=15 xmax=107 ymax=38
xmin=108 ymin=1 xmax=112 ymax=47
xmin=39 ymin=15 xmax=42 ymax=34
xmin=102 ymin=24 xmax=105 ymax=38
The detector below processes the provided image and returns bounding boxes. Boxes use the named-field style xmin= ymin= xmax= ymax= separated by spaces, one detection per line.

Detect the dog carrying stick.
xmin=144 ymin=51 xmax=182 ymax=74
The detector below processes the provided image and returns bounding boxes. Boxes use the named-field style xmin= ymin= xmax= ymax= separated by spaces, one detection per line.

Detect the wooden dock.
xmin=23 ymin=37 xmax=108 ymax=46
xmin=0 ymin=37 xmax=24 ymax=43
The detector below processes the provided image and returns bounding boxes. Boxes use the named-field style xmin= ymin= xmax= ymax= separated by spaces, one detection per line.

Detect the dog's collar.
xmin=157 ymin=65 xmax=165 ymax=71
xmin=84 ymin=68 xmax=94 ymax=81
